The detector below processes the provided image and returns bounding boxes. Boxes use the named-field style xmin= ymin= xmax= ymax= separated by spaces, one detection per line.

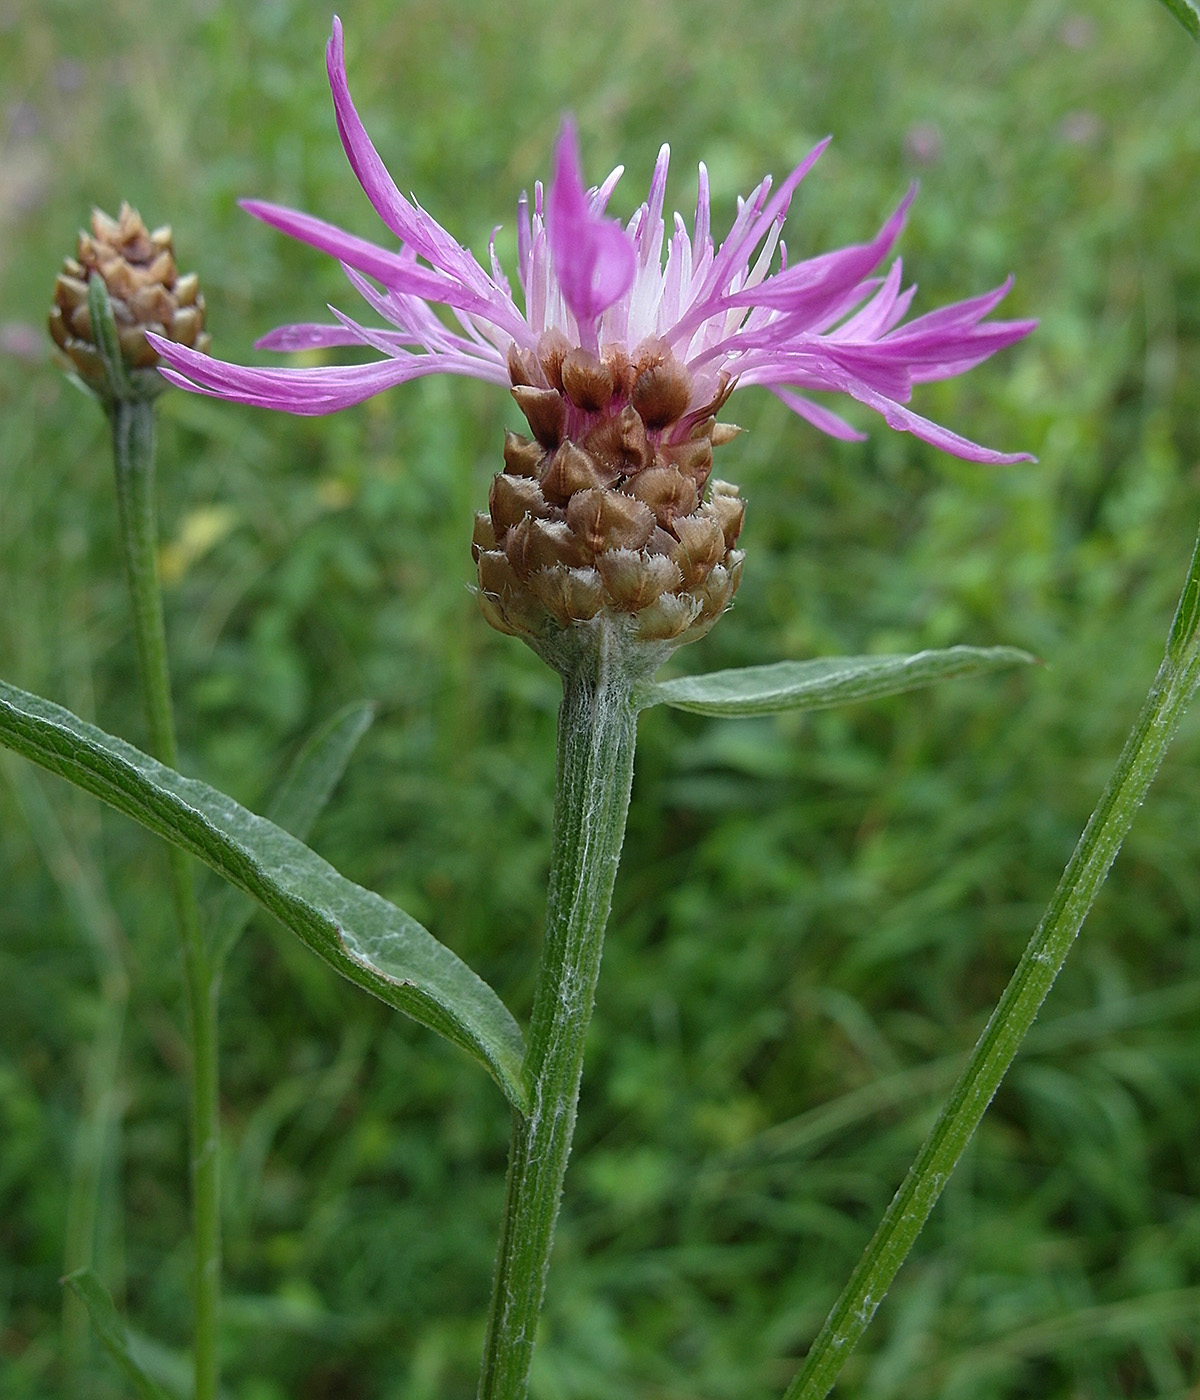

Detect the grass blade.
xmin=61 ymin=1269 xmax=174 ymax=1400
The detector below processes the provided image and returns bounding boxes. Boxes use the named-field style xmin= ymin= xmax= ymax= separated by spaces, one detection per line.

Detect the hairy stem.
xmin=784 ymin=527 xmax=1200 ymax=1400
xmin=110 ymin=399 xmax=221 ymax=1400
xmin=477 ymin=623 xmax=641 ymax=1400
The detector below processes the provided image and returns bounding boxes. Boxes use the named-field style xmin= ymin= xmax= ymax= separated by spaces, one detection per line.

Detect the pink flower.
xmin=152 ymin=17 xmax=1034 ymax=465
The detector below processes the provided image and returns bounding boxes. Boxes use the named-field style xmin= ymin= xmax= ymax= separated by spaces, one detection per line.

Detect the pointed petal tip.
xmin=953 ymin=441 xmax=1038 ymax=466
xmin=326 ymin=16 xmax=344 ymax=80
xmin=157 ymin=367 xmax=194 ymax=392
xmin=144 ymin=330 xmax=181 ymax=363
xmin=146 ymin=333 xmax=214 ymax=377
xmin=789 ymin=135 xmax=832 ymax=180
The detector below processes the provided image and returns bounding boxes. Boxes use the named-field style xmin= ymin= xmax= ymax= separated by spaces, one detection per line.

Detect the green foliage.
xmin=61 ymin=1270 xmax=175 ymax=1400
xmin=0 ymin=681 xmax=525 ymax=1106
xmin=640 ymin=647 xmax=1035 ymax=716
xmin=3 ymin=0 xmax=1200 ymax=1397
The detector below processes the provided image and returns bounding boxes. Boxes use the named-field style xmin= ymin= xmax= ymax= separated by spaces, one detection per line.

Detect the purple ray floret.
xmin=547 ymin=118 xmax=637 ymax=341
xmin=151 ymin=16 xmax=1035 ymax=463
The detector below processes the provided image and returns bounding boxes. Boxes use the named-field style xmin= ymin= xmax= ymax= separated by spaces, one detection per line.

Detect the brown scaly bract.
xmin=473 ymin=336 xmax=745 ymax=645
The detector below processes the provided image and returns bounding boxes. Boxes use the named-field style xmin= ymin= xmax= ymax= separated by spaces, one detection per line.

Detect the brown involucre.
xmin=476 ymin=340 xmax=745 ymax=649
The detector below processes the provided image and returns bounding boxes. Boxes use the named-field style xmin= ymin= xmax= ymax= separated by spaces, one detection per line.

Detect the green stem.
xmin=62 ymin=984 xmax=127 ymax=1389
xmin=477 ymin=623 xmax=641 ymax=1400
xmin=109 ymin=397 xmax=221 ymax=1400
xmin=783 ymin=527 xmax=1200 ymax=1400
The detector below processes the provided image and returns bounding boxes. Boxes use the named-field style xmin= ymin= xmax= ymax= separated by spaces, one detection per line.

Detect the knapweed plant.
xmin=5 ymin=13 xmax=1200 ymax=1399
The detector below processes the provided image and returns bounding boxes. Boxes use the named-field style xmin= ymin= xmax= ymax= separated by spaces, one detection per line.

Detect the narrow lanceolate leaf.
xmin=61 ymin=1270 xmax=174 ymax=1400
xmin=638 ymin=645 xmax=1036 ymax=717
xmin=0 ymin=680 xmax=527 ymax=1108
xmin=1157 ymin=0 xmax=1200 ymax=40
xmin=210 ymin=700 xmax=376 ymax=963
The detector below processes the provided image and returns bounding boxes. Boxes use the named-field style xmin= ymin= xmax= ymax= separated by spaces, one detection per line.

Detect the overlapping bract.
xmin=151 ymin=17 xmax=1034 ymax=465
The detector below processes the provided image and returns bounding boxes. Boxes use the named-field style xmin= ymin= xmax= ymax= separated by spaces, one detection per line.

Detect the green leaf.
xmin=638 ymin=645 xmax=1036 ymax=717
xmin=61 ymin=1269 xmax=174 ymax=1400
xmin=1157 ymin=0 xmax=1200 ymax=40
xmin=0 ymin=679 xmax=527 ymax=1109
xmin=210 ymin=700 xmax=375 ymax=964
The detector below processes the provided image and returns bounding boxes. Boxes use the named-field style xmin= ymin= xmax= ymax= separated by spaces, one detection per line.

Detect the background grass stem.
xmin=784 ymin=527 xmax=1200 ymax=1400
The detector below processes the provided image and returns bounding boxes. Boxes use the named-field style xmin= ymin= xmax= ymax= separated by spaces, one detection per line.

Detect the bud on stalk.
xmin=48 ymin=203 xmax=209 ymax=402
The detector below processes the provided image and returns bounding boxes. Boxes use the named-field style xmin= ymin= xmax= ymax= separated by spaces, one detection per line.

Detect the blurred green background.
xmin=2 ymin=0 xmax=1200 ymax=1396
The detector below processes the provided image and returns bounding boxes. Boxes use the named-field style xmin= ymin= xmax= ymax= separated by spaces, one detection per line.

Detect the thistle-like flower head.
xmin=152 ymin=18 xmax=1034 ymax=657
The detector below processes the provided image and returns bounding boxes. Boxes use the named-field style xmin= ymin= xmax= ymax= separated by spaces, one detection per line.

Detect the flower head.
xmin=152 ymin=18 xmax=1034 ymax=657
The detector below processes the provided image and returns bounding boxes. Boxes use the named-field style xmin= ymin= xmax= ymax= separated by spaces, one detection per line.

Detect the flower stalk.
xmin=784 ymin=525 xmax=1200 ymax=1400
xmin=478 ymin=621 xmax=650 ymax=1400
xmin=90 ymin=275 xmax=222 ymax=1400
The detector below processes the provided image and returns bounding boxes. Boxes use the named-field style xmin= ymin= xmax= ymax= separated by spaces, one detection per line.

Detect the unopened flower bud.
xmin=48 ymin=202 xmax=209 ymax=401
